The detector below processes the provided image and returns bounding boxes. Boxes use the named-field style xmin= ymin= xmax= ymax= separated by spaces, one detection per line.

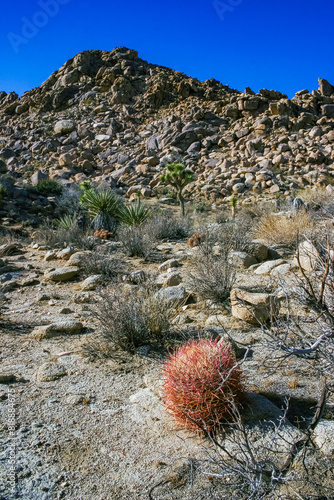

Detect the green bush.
xmin=34 ymin=179 xmax=63 ymax=196
xmin=80 ymin=189 xmax=122 ymax=231
xmin=117 ymin=200 xmax=151 ymax=226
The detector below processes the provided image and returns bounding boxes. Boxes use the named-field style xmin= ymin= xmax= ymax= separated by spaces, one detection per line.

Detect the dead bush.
xmin=34 ymin=221 xmax=97 ymax=251
xmin=92 ymin=281 xmax=179 ymax=352
xmin=81 ymin=249 xmax=126 ymax=282
xmin=118 ymin=225 xmax=154 ymax=259
xmin=253 ymin=212 xmax=316 ymax=248
xmin=146 ymin=214 xmax=192 ymax=241
xmin=187 ymin=241 xmax=236 ymax=304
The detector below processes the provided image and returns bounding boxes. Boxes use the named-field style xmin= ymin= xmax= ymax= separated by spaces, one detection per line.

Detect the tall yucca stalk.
xmin=80 ymin=189 xmax=122 ymax=231
xmin=117 ymin=200 xmax=151 ymax=226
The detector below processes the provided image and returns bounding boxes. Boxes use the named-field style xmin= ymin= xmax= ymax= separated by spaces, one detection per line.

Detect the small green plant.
xmin=34 ymin=179 xmax=63 ymax=196
xmin=56 ymin=214 xmax=78 ymax=230
xmin=80 ymin=180 xmax=93 ymax=194
xmin=162 ymin=338 xmax=245 ymax=432
xmin=160 ymin=163 xmax=195 ymax=216
xmin=80 ymin=189 xmax=122 ymax=231
xmin=230 ymin=195 xmax=237 ymax=219
xmin=117 ymin=200 xmax=151 ymax=226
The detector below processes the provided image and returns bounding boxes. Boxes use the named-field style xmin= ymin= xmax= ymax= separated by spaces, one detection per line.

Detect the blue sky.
xmin=0 ymin=0 xmax=333 ymax=98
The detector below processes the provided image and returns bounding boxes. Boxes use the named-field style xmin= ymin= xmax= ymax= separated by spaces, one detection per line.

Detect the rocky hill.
xmin=1 ymin=46 xmax=334 ymax=223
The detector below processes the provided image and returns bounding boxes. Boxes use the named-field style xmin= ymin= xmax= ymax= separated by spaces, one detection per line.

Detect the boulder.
xmin=318 ymin=78 xmax=334 ymax=96
xmin=44 ymin=266 xmax=80 ymax=282
xmin=229 ymin=251 xmax=257 ymax=269
xmin=36 ymin=362 xmax=67 ymax=382
xmin=254 ymin=259 xmax=286 ymax=275
xmin=296 ymin=241 xmax=319 ymax=272
xmin=54 ymin=120 xmax=75 ymax=134
xmin=31 ymin=170 xmax=49 ymax=186
xmin=155 ymin=285 xmax=187 ymax=306
xmin=231 ymin=288 xmax=279 ymax=324
xmin=80 ymin=274 xmax=103 ymax=290
xmin=32 ymin=318 xmax=83 ymax=339
xmin=312 ymin=419 xmax=334 ymax=456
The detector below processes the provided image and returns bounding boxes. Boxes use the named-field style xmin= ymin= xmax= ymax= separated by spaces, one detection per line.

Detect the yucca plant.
xmin=80 ymin=189 xmax=122 ymax=231
xmin=117 ymin=200 xmax=151 ymax=226
xmin=56 ymin=213 xmax=78 ymax=230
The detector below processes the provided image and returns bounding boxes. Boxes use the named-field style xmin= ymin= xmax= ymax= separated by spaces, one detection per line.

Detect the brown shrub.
xmin=253 ymin=212 xmax=316 ymax=248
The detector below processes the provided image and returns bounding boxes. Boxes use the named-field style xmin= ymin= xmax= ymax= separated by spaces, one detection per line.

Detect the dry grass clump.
xmin=92 ymin=281 xmax=179 ymax=352
xmin=298 ymin=187 xmax=334 ymax=214
xmin=81 ymin=249 xmax=126 ymax=282
xmin=253 ymin=212 xmax=316 ymax=248
xmin=187 ymin=242 xmax=236 ymax=303
xmin=34 ymin=221 xmax=97 ymax=250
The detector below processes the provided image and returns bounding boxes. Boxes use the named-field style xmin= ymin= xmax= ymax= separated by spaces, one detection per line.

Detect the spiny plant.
xmin=160 ymin=163 xmax=195 ymax=216
xmin=56 ymin=213 xmax=78 ymax=230
xmin=80 ymin=189 xmax=122 ymax=232
xmin=117 ymin=200 xmax=151 ymax=226
xmin=162 ymin=338 xmax=245 ymax=433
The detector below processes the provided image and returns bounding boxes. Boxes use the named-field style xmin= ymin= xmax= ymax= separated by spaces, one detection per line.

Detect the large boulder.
xmin=296 ymin=241 xmax=319 ymax=272
xmin=231 ymin=288 xmax=279 ymax=324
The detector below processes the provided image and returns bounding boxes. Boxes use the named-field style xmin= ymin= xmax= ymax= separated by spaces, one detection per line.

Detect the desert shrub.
xmin=146 ymin=214 xmax=192 ymax=241
xmin=187 ymin=242 xmax=236 ymax=303
xmin=117 ymin=200 xmax=151 ymax=226
xmin=0 ymin=183 xmax=6 ymax=204
xmin=81 ymin=250 xmax=126 ymax=282
xmin=118 ymin=225 xmax=154 ymax=259
xmin=34 ymin=221 xmax=97 ymax=250
xmin=253 ymin=212 xmax=316 ymax=248
xmin=80 ymin=188 xmax=122 ymax=231
xmin=297 ymin=187 xmax=334 ymax=214
xmin=34 ymin=179 xmax=63 ymax=196
xmin=208 ymin=215 xmax=254 ymax=253
xmin=162 ymin=338 xmax=245 ymax=432
xmin=93 ymin=282 xmax=177 ymax=352
xmin=55 ymin=184 xmax=81 ymax=217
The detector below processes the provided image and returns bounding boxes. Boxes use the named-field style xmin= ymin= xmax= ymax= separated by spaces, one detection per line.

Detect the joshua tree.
xmin=160 ymin=163 xmax=195 ymax=216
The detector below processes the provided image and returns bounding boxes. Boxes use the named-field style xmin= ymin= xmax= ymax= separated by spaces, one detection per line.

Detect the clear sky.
xmin=0 ymin=0 xmax=333 ymax=98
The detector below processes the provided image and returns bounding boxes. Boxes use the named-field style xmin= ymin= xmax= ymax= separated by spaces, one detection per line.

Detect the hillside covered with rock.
xmin=1 ymin=46 xmax=334 ymax=224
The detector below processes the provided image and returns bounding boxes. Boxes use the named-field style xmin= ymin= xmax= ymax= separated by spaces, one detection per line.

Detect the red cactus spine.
xmin=162 ymin=338 xmax=245 ymax=432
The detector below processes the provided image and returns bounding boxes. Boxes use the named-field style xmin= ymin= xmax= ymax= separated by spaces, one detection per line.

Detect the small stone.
xmin=36 ymin=362 xmax=67 ymax=382
xmin=54 ymin=120 xmax=75 ymax=134
xmin=44 ymin=266 xmax=80 ymax=282
xmin=31 ymin=318 xmax=83 ymax=339
xmin=80 ymin=275 xmax=103 ymax=291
